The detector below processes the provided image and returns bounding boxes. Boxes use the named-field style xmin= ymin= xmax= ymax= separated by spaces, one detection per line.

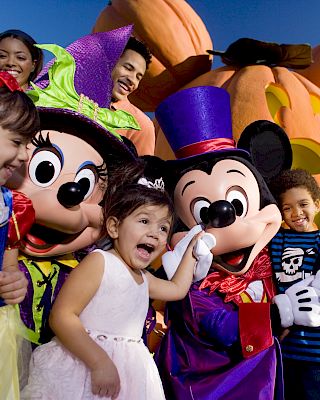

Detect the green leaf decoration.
xmin=27 ymin=44 xmax=140 ymax=139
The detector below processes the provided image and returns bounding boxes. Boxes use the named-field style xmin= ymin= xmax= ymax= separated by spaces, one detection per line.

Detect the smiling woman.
xmin=0 ymin=29 xmax=43 ymax=91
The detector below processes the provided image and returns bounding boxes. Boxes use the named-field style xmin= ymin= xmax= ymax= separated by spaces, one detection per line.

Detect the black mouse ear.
xmin=138 ymin=155 xmax=172 ymax=193
xmin=139 ymin=155 xmax=167 ymax=179
xmin=120 ymin=135 xmax=138 ymax=157
xmin=237 ymin=120 xmax=292 ymax=183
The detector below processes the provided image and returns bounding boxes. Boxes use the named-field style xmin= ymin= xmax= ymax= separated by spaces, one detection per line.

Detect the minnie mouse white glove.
xmin=273 ymin=270 xmax=320 ymax=328
xmin=162 ymin=225 xmax=216 ymax=282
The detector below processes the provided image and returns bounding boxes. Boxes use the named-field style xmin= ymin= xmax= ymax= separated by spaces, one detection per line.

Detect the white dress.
xmin=21 ymin=250 xmax=166 ymax=399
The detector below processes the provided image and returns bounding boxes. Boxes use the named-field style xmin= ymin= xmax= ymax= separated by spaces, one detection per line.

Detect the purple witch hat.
xmin=155 ymin=86 xmax=250 ymax=165
xmin=33 ymin=26 xmax=134 ymax=107
xmin=27 ymin=26 xmax=139 ymax=162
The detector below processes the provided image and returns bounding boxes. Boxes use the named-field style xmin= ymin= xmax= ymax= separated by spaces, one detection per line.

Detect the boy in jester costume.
xmin=5 ymin=26 xmax=138 ymax=347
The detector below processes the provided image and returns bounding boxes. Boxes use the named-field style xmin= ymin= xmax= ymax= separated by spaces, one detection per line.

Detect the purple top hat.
xmin=155 ymin=86 xmax=249 ymax=163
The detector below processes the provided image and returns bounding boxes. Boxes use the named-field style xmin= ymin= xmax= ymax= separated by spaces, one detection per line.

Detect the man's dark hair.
xmin=124 ymin=36 xmax=152 ymax=69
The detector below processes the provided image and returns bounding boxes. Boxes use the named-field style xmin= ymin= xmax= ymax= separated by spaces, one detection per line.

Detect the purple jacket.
xmin=155 ymin=282 xmax=283 ymax=400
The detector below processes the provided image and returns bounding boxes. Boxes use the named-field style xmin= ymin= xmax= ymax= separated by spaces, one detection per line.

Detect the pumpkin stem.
xmin=207 ymin=38 xmax=312 ymax=69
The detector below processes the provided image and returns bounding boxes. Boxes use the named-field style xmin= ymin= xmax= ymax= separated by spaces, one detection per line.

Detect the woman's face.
xmin=0 ymin=37 xmax=35 ymax=90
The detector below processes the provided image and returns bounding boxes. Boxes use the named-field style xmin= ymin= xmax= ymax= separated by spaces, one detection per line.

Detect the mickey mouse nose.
xmin=57 ymin=182 xmax=85 ymax=208
xmin=207 ymin=200 xmax=236 ymax=228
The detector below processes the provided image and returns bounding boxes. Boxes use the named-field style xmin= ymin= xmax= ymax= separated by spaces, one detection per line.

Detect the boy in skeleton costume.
xmin=270 ymin=168 xmax=320 ymax=400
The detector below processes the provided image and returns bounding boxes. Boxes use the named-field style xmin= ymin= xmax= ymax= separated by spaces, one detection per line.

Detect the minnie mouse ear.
xmin=237 ymin=120 xmax=292 ymax=183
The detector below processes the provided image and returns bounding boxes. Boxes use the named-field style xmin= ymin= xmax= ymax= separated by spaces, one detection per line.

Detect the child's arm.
xmin=147 ymin=231 xmax=203 ymax=302
xmin=49 ymin=251 xmax=120 ymax=399
xmin=0 ymin=248 xmax=28 ymax=304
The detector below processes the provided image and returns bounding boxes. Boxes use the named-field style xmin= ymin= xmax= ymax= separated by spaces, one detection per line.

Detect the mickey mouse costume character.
xmin=154 ymin=86 xmax=294 ymax=399
xmin=6 ymin=26 xmax=138 ymax=347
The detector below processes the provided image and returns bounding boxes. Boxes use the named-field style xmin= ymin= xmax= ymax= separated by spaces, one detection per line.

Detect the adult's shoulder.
xmin=115 ymin=99 xmax=152 ymax=122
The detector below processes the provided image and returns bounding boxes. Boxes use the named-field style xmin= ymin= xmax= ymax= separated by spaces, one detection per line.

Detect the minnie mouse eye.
xmin=74 ymin=167 xmax=97 ymax=200
xmin=29 ymin=149 xmax=62 ymax=187
xmin=192 ymin=198 xmax=211 ymax=224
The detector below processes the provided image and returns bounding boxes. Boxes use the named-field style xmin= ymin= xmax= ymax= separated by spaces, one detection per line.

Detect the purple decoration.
xmin=155 ymin=282 xmax=284 ymax=400
xmin=156 ymin=86 xmax=232 ymax=151
xmin=155 ymin=86 xmax=250 ymax=162
xmin=37 ymin=107 xmax=136 ymax=163
xmin=34 ymin=25 xmax=133 ymax=108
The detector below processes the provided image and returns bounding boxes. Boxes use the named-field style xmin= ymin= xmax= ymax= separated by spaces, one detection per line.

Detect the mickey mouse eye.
xmin=74 ymin=167 xmax=97 ymax=201
xmin=226 ymin=188 xmax=248 ymax=217
xmin=29 ymin=149 xmax=62 ymax=187
xmin=192 ymin=198 xmax=211 ymax=224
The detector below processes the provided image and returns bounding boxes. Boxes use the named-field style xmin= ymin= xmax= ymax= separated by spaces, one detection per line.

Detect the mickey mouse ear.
xmin=139 ymin=155 xmax=171 ymax=192
xmin=237 ymin=120 xmax=292 ymax=183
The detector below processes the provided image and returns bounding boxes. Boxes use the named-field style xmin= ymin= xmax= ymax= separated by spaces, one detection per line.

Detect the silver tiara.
xmin=138 ymin=177 xmax=165 ymax=192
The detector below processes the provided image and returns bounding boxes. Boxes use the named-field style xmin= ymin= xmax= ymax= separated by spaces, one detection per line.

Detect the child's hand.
xmin=162 ymin=226 xmax=216 ymax=282
xmin=162 ymin=225 xmax=203 ymax=279
xmin=279 ymin=328 xmax=290 ymax=342
xmin=187 ymin=230 xmax=215 ymax=281
xmin=0 ymin=270 xmax=28 ymax=304
xmin=91 ymin=358 xmax=120 ymax=399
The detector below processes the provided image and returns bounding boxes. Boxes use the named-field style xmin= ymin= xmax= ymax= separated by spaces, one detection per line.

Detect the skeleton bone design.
xmin=276 ymin=247 xmax=315 ymax=283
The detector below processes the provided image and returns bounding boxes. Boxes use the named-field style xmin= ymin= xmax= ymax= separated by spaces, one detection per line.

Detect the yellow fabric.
xmin=240 ymin=291 xmax=268 ymax=303
xmin=18 ymin=254 xmax=79 ymax=276
xmin=0 ymin=305 xmax=22 ymax=399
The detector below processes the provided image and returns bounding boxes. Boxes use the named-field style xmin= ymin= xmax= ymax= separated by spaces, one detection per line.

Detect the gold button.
xmin=37 ymin=280 xmax=44 ymax=287
xmin=35 ymin=304 xmax=43 ymax=311
xmin=246 ymin=345 xmax=254 ymax=352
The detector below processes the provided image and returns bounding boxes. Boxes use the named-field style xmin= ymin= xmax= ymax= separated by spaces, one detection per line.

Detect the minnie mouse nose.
xmin=57 ymin=182 xmax=85 ymax=208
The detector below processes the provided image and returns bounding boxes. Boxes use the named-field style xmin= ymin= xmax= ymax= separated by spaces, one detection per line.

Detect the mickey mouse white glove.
xmin=162 ymin=225 xmax=216 ymax=282
xmin=192 ymin=232 xmax=216 ymax=282
xmin=273 ymin=270 xmax=320 ymax=328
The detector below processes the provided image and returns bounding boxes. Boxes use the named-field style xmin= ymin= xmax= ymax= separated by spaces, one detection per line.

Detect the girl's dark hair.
xmin=269 ymin=168 xmax=320 ymax=204
xmin=0 ymin=86 xmax=40 ymax=138
xmin=100 ymin=158 xmax=174 ymax=238
xmin=0 ymin=29 xmax=44 ymax=82
xmin=124 ymin=36 xmax=152 ymax=69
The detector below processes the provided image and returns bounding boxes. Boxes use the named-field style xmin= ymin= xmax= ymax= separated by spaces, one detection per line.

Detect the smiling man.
xmin=111 ymin=37 xmax=155 ymax=156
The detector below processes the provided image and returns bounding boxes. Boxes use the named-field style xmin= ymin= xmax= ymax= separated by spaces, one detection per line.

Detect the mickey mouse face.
xmin=175 ymin=159 xmax=261 ymax=229
xmin=174 ymin=158 xmax=281 ymax=275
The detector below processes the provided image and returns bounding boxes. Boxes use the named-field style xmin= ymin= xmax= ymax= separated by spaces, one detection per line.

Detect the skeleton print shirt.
xmin=270 ymin=228 xmax=320 ymax=362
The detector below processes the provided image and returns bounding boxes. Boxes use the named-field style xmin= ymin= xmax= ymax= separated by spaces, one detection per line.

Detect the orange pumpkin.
xmin=92 ymin=0 xmax=212 ymax=111
xmin=155 ymin=60 xmax=320 ymax=188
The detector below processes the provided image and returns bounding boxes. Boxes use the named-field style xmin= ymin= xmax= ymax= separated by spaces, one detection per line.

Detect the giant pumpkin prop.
xmin=155 ymin=39 xmax=320 ymax=191
xmin=92 ymin=0 xmax=212 ymax=111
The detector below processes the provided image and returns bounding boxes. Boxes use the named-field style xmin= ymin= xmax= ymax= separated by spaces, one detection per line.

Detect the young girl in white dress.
xmin=21 ymin=159 xmax=203 ymax=400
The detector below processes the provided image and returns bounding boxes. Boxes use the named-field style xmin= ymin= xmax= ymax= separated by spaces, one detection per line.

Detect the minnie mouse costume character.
xmin=154 ymin=86 xmax=294 ymax=399
xmin=6 ymin=26 xmax=138 ymax=346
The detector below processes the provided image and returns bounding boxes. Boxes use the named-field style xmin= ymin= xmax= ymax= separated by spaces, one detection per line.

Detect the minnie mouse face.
xmin=7 ymin=130 xmax=107 ymax=257
xmin=174 ymin=156 xmax=282 ymax=276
